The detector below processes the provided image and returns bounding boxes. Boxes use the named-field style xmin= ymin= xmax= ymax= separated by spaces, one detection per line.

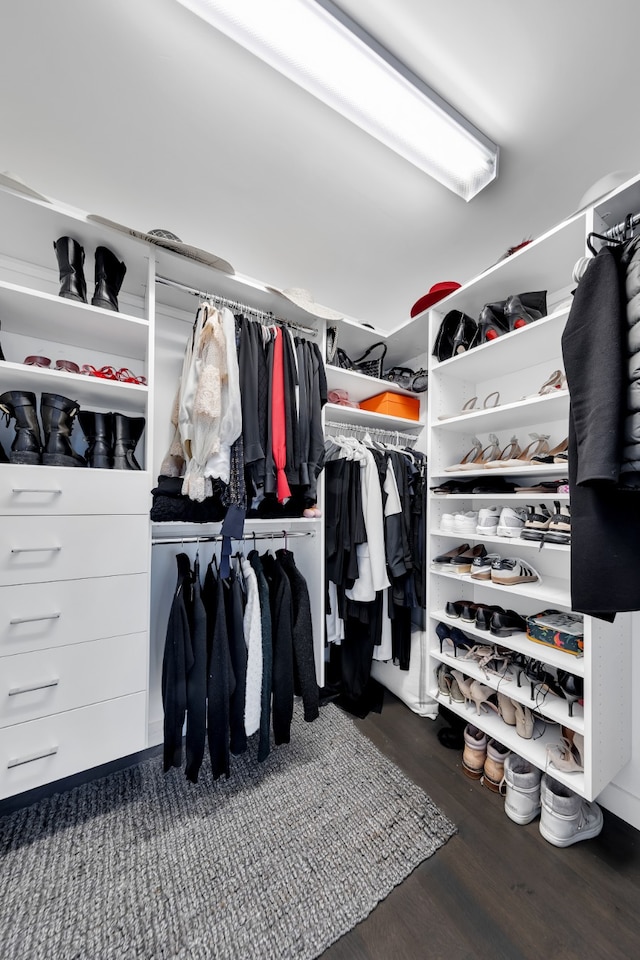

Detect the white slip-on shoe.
xmin=453 ymin=510 xmax=479 ymax=535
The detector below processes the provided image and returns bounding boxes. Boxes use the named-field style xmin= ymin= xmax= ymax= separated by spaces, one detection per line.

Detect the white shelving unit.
xmin=425 ymin=210 xmax=632 ymax=802
xmin=0 ymin=186 xmax=152 ymax=800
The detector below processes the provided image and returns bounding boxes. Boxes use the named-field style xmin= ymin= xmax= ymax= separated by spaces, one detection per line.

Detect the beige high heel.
xmin=496 ymin=433 xmax=550 ymax=468
xmin=513 ymin=701 xmax=534 ymax=738
xmin=485 ymin=435 xmax=522 ymax=468
xmin=546 ymin=733 xmax=584 ymax=773
xmin=444 ymin=437 xmax=482 ymax=472
xmin=468 ymin=680 xmax=499 ymax=716
xmin=457 ymin=433 xmax=501 ymax=471
xmin=451 ymin=669 xmax=474 ymax=706
xmin=497 ymin=692 xmax=517 ymax=725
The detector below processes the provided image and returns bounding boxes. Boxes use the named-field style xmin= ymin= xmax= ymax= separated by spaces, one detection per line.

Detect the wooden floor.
xmin=321 ymin=693 xmax=640 ymax=960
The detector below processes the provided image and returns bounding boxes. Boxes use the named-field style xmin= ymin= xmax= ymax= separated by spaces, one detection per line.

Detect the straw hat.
xmin=266 ymin=286 xmax=343 ymax=320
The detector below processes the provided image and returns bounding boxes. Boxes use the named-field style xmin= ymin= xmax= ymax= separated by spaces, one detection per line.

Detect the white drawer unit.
xmin=0 ymin=692 xmax=147 ymax=799
xmin=1 ymin=514 xmax=149 ymax=585
xmin=0 ymin=573 xmax=148 ymax=655
xmin=0 ymin=465 xmax=151 ymax=516
xmin=0 ymin=632 xmax=147 ymax=728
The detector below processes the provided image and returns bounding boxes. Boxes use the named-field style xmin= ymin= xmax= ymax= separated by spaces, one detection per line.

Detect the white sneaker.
xmin=441 ymin=513 xmax=456 ymax=533
xmin=496 ymin=507 xmax=527 ymax=538
xmin=453 ymin=511 xmax=479 ymax=535
xmin=539 ymin=775 xmax=603 ymax=847
xmin=476 ymin=506 xmax=500 ymax=536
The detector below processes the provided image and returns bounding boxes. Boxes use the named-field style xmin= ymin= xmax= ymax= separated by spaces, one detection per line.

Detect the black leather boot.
xmin=0 ymin=390 xmax=43 ymax=464
xmin=40 ymin=393 xmax=86 ymax=467
xmin=91 ymin=246 xmax=126 ymax=312
xmin=113 ymin=413 xmax=145 ymax=469
xmin=78 ymin=410 xmax=114 ymax=468
xmin=53 ymin=237 xmax=87 ymax=303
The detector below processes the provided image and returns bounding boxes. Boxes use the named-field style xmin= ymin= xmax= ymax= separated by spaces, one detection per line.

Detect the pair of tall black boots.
xmin=54 ymin=237 xmax=126 ymax=313
xmin=0 ymin=391 xmax=144 ymax=469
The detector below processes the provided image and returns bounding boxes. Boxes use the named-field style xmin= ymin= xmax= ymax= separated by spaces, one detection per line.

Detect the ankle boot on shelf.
xmin=40 ymin=393 xmax=86 ymax=467
xmin=0 ymin=390 xmax=43 ymax=464
xmin=91 ymin=246 xmax=127 ymax=312
xmin=53 ymin=236 xmax=87 ymax=303
xmin=502 ymin=753 xmax=541 ymax=824
xmin=462 ymin=724 xmax=487 ymax=780
xmin=113 ymin=413 xmax=145 ymax=470
xmin=78 ymin=410 xmax=114 ymax=469
xmin=482 ymin=739 xmax=510 ymax=793
xmin=539 ymin=775 xmax=603 ymax=847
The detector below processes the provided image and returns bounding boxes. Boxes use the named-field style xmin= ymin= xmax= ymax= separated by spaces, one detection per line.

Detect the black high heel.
xmin=476 ymin=302 xmax=509 ymax=343
xmin=435 ymin=621 xmax=473 ymax=657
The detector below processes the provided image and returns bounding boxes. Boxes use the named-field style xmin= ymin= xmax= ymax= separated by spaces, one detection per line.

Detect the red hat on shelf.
xmin=411 ymin=281 xmax=461 ymax=318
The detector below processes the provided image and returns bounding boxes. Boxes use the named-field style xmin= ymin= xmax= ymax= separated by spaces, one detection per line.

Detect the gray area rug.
xmin=0 ymin=702 xmax=456 ymax=960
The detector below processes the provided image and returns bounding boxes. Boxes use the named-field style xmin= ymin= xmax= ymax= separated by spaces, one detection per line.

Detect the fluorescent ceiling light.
xmin=176 ymin=0 xmax=499 ymax=200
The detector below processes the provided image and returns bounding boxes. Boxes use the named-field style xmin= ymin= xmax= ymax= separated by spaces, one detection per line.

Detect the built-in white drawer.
xmin=0 ymin=464 xmax=151 ymax=515
xmin=0 ymin=632 xmax=147 ymax=728
xmin=1 ymin=515 xmax=149 ymax=585
xmin=0 ymin=691 xmax=147 ymax=799
xmin=0 ymin=574 xmax=148 ymax=655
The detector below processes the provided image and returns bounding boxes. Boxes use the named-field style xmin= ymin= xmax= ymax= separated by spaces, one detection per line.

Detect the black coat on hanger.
xmin=562 ymin=241 xmax=640 ymax=618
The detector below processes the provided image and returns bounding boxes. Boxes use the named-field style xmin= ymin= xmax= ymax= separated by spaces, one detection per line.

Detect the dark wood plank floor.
xmin=321 ymin=693 xmax=640 ymax=960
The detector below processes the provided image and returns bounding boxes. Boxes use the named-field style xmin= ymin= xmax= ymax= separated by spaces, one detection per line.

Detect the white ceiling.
xmin=1 ymin=0 xmax=639 ymax=330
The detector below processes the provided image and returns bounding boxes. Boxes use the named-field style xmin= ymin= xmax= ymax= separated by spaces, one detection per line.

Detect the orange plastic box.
xmin=359 ymin=391 xmax=420 ymax=420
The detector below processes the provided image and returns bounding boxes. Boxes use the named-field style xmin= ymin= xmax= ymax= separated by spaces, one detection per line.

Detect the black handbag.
xmin=433 ymin=310 xmax=478 ymax=362
xmin=336 ymin=342 xmax=388 ymax=378
xmin=384 ymin=366 xmax=415 ymax=389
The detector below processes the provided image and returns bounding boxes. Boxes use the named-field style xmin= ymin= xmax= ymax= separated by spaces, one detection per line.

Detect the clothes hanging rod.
xmin=151 ymin=530 xmax=316 ymax=546
xmin=324 ymin=419 xmax=420 ymax=443
xmin=603 ymin=210 xmax=640 ymax=240
xmin=155 ymin=274 xmax=318 ymax=337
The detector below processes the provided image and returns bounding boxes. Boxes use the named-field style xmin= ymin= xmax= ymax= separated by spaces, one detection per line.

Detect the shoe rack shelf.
xmin=324 ymin=365 xmax=418 ymax=400
xmin=434 ymin=389 xmax=569 ymax=434
xmin=432 ymin=307 xmax=571 ymax=380
xmin=432 ymin=648 xmax=585 ymax=735
xmin=432 ymin=690 xmax=587 ymax=797
xmin=430 ymin=610 xmax=585 ymax=676
xmin=324 ymin=401 xmax=424 ymax=431
xmin=0 ymin=360 xmax=148 ymax=412
xmin=0 ymin=278 xmax=149 ymax=359
xmin=433 ymin=569 xmax=572 ymax=608
xmin=431 ymin=528 xmax=570 ymax=553
xmin=425 ymin=208 xmax=632 ymax=803
xmin=432 ymin=492 xmax=570 ymax=502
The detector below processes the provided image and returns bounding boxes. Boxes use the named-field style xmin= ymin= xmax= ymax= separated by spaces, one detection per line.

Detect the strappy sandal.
xmin=484 ymin=434 xmax=521 ymax=468
xmin=438 ymin=390 xmax=500 ymax=421
xmin=495 ymin=432 xmax=550 ymax=468
xmin=457 ymin=433 xmax=501 ymax=470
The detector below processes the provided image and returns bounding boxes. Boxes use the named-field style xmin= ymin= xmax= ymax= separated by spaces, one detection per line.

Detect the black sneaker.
xmin=543 ymin=503 xmax=571 ymax=544
xmin=520 ymin=503 xmax=552 ymax=541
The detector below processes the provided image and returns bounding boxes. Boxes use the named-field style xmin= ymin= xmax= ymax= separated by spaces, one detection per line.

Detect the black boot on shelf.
xmin=40 ymin=392 xmax=86 ymax=467
xmin=78 ymin=410 xmax=114 ymax=469
xmin=53 ymin=236 xmax=87 ymax=303
xmin=113 ymin=413 xmax=145 ymax=470
xmin=91 ymin=246 xmax=126 ymax=312
xmin=0 ymin=317 xmax=5 ymax=361
xmin=0 ymin=439 xmax=9 ymax=463
xmin=0 ymin=390 xmax=43 ymax=464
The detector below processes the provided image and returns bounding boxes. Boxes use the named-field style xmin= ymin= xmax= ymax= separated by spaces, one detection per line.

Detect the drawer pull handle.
xmin=9 ymin=613 xmax=61 ymax=625
xmin=7 ymin=746 xmax=58 ymax=769
xmin=8 ymin=679 xmax=60 ymax=696
xmin=10 ymin=546 xmax=62 ymax=554
xmin=11 ymin=488 xmax=62 ymax=495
